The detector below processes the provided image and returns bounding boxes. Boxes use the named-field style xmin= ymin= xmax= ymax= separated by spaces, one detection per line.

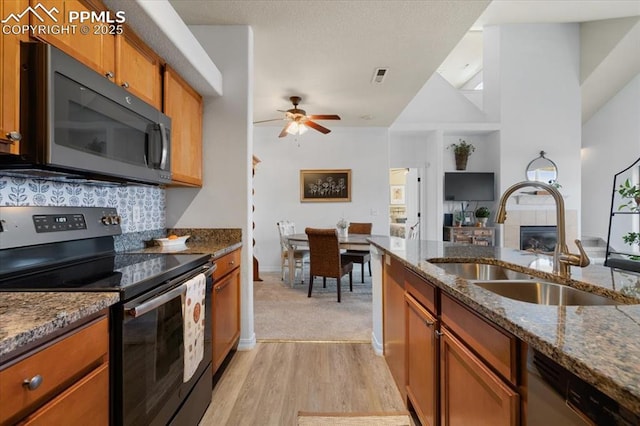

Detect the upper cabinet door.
xmin=0 ymin=0 xmax=28 ymax=152
xmin=164 ymin=66 xmax=203 ymax=187
xmin=30 ymin=0 xmax=116 ymax=79
xmin=115 ymin=28 xmax=162 ymax=109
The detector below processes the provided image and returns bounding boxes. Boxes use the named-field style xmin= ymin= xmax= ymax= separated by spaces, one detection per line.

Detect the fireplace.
xmin=520 ymin=226 xmax=557 ymax=252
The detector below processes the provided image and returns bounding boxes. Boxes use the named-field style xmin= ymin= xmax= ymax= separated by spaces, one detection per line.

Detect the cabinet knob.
xmin=105 ymin=71 xmax=114 ymax=79
xmin=229 ymin=260 xmax=235 ymax=265
xmin=424 ymin=319 xmax=435 ymax=327
xmin=23 ymin=375 xmax=43 ymax=391
xmin=6 ymin=131 xmax=21 ymax=142
xmin=121 ymin=81 xmax=130 ymax=89
xmin=434 ymin=330 xmax=444 ymax=338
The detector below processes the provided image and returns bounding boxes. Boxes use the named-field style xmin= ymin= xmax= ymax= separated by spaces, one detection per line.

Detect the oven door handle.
xmin=126 ymin=283 xmax=187 ymax=318
xmin=126 ymin=263 xmax=216 ymax=318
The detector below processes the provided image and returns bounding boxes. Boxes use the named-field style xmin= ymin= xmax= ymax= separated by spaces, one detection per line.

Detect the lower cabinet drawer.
xmin=20 ymin=363 xmax=109 ymax=426
xmin=0 ymin=317 xmax=108 ymax=424
xmin=441 ymin=293 xmax=517 ymax=385
xmin=213 ymin=249 xmax=241 ymax=281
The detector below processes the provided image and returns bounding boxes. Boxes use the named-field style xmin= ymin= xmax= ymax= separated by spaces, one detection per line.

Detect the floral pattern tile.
xmin=0 ymin=176 xmax=165 ymax=233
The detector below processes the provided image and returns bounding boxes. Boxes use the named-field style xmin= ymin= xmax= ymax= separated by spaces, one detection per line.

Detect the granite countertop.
xmin=368 ymin=236 xmax=640 ymax=415
xmin=0 ymin=292 xmax=120 ymax=360
xmin=134 ymin=228 xmax=243 ymax=258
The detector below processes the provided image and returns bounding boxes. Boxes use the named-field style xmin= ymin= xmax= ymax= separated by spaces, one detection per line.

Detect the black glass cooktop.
xmin=0 ymin=252 xmax=211 ymax=301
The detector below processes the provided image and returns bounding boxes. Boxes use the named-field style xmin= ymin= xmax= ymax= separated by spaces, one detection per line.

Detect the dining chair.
xmin=305 ymin=228 xmax=353 ymax=302
xmin=341 ymin=222 xmax=372 ymax=283
xmin=277 ymin=220 xmax=309 ymax=283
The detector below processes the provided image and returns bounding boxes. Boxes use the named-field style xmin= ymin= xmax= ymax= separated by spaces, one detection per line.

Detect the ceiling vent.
xmin=371 ymin=67 xmax=389 ymax=84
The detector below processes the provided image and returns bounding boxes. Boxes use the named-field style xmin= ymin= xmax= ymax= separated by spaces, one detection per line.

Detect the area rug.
xmin=254 ymin=272 xmax=372 ymax=341
xmin=297 ymin=411 xmax=411 ymax=425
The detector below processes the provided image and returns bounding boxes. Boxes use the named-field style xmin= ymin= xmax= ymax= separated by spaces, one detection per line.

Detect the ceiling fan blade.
xmin=254 ymin=118 xmax=287 ymax=124
xmin=279 ymin=122 xmax=293 ymax=138
xmin=307 ymin=114 xmax=341 ymax=120
xmin=304 ymin=120 xmax=331 ymax=134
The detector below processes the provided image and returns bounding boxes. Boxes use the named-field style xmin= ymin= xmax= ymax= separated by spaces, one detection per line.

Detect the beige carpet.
xmin=254 ymin=271 xmax=372 ymax=341
xmin=297 ymin=411 xmax=411 ymax=425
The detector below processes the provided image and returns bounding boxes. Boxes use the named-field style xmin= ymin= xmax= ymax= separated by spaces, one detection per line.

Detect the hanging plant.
xmin=617 ymin=178 xmax=640 ymax=212
xmin=448 ymin=139 xmax=475 ymax=171
xmin=448 ymin=139 xmax=475 ymax=156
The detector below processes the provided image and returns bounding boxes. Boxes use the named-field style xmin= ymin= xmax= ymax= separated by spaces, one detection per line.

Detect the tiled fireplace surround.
xmin=503 ymin=209 xmax=578 ymax=251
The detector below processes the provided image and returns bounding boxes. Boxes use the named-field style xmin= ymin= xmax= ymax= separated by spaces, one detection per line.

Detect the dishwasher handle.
xmin=126 ymin=263 xmax=216 ymax=318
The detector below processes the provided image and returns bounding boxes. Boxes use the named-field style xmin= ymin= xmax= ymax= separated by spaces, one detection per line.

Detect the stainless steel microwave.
xmin=4 ymin=42 xmax=172 ymax=185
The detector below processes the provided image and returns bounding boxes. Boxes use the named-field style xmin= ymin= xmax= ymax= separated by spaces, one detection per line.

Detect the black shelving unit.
xmin=604 ymin=157 xmax=640 ymax=273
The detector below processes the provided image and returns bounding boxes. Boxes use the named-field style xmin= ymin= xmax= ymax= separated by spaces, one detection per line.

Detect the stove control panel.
xmin=33 ymin=214 xmax=87 ymax=233
xmin=0 ymin=206 xmax=122 ymax=249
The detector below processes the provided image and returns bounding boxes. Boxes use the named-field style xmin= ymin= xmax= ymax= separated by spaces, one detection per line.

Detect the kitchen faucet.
xmin=495 ymin=181 xmax=590 ymax=279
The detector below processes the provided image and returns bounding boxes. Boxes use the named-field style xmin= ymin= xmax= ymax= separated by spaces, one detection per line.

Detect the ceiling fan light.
xmin=298 ymin=124 xmax=308 ymax=135
xmin=286 ymin=121 xmax=300 ymax=135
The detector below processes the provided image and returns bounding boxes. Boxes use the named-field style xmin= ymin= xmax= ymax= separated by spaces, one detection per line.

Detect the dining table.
xmin=285 ymin=233 xmax=381 ymax=287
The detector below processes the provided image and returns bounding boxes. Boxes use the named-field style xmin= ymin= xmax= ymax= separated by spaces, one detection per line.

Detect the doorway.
xmin=389 ymin=168 xmax=422 ymax=239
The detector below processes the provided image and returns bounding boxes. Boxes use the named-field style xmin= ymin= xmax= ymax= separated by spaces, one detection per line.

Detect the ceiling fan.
xmin=254 ymin=96 xmax=341 ymax=137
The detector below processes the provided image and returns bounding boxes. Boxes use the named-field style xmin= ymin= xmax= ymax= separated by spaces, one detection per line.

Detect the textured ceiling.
xmin=169 ymin=0 xmax=490 ymax=127
xmin=169 ymin=0 xmax=639 ymax=128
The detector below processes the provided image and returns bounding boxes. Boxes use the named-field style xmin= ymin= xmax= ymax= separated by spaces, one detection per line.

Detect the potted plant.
xmin=475 ymin=206 xmax=490 ymax=227
xmin=617 ymin=178 xmax=640 ymax=212
xmin=448 ymin=139 xmax=475 ymax=170
xmin=453 ymin=211 xmax=464 ymax=227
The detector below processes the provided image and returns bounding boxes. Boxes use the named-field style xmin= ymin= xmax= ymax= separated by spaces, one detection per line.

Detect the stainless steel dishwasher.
xmin=527 ymin=348 xmax=640 ymax=425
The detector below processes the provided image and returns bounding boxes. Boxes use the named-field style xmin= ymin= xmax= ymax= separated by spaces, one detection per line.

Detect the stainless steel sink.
xmin=473 ymin=280 xmax=621 ymax=306
xmin=433 ymin=262 xmax=536 ymax=281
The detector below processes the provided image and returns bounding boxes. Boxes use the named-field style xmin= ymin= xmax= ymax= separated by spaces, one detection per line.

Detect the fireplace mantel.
xmin=515 ymin=193 xmax=568 ymax=205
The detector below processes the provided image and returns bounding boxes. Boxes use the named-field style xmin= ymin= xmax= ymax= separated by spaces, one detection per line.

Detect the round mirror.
xmin=526 ymin=151 xmax=558 ymax=183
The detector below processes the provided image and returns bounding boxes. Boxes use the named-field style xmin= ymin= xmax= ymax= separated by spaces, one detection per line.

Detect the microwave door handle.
xmin=158 ymin=122 xmax=168 ymax=170
xmin=126 ymin=283 xmax=187 ymax=318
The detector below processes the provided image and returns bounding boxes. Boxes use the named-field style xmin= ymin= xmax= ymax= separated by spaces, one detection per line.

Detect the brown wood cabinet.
xmin=382 ymin=254 xmax=406 ymax=401
xmin=440 ymin=328 xmax=519 ymax=426
xmin=163 ymin=65 xmax=204 ymax=187
xmin=405 ymin=292 xmax=438 ymax=426
xmin=383 ymin=262 xmax=523 ymax=425
xmin=0 ymin=315 xmax=109 ymax=425
xmin=115 ymin=28 xmax=163 ymax=109
xmin=212 ymin=249 xmax=241 ymax=372
xmin=32 ymin=1 xmax=162 ymax=110
xmin=30 ymin=0 xmax=116 ymax=80
xmin=0 ymin=0 xmax=28 ymax=152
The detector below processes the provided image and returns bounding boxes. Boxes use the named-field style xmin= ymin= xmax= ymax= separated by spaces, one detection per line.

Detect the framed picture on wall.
xmin=300 ymin=169 xmax=351 ymax=202
xmin=390 ymin=185 xmax=405 ymax=205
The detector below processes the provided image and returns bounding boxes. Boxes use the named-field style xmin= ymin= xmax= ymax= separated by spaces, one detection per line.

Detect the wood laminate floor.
xmin=199 ymin=342 xmax=407 ymax=426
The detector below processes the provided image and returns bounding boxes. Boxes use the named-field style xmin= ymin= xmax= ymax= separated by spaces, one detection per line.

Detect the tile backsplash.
xmin=0 ymin=176 xmax=165 ymax=233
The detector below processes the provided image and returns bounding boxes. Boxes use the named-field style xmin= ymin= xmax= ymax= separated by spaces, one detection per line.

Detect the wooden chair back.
xmin=305 ymin=228 xmax=342 ymax=278
xmin=348 ymin=222 xmax=372 ymax=234
xmin=277 ymin=220 xmax=297 ymax=251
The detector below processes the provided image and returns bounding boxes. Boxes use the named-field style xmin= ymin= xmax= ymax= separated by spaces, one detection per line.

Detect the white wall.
xmin=166 ymin=25 xmax=256 ymax=350
xmin=582 ymin=74 xmax=640 ymax=241
xmin=253 ymin=126 xmax=389 ymax=272
xmin=488 ymin=24 xmax=582 ymax=208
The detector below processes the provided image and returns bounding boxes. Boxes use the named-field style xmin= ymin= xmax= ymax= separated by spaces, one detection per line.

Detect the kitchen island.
xmin=368 ymin=236 xmax=640 ymax=417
